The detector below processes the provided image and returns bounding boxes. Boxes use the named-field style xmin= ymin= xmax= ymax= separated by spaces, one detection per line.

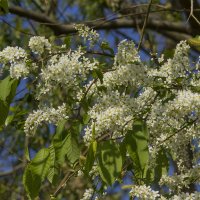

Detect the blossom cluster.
xmin=24 ymin=104 xmax=68 ymax=136
xmin=75 ymin=24 xmax=100 ymax=47
xmin=0 ymin=46 xmax=29 ymax=79
xmin=37 ymin=47 xmax=98 ymax=100
xmin=2 ymin=32 xmax=200 ymax=199
xmin=29 ymin=36 xmax=51 ymax=54
xmin=80 ymin=188 xmax=94 ymax=200
xmin=130 ymin=185 xmax=160 ymax=200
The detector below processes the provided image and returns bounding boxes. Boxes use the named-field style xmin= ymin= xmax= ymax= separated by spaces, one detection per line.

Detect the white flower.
xmin=24 ymin=104 xmax=68 ymax=136
xmin=130 ymin=185 xmax=160 ymax=200
xmin=29 ymin=36 xmax=51 ymax=54
xmin=37 ymin=48 xmax=98 ymax=99
xmin=80 ymin=188 xmax=94 ymax=200
xmin=74 ymin=24 xmax=99 ymax=47
xmin=10 ymin=62 xmax=29 ymax=79
xmin=0 ymin=46 xmax=27 ymax=63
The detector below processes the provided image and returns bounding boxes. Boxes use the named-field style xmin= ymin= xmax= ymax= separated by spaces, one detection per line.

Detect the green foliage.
xmin=124 ymin=121 xmax=149 ymax=182
xmin=53 ymin=122 xmax=80 ymax=165
xmin=0 ymin=76 xmax=18 ymax=126
xmin=154 ymin=149 xmax=169 ymax=183
xmin=187 ymin=35 xmax=200 ymax=51
xmin=97 ymin=140 xmax=122 ymax=185
xmin=84 ymin=141 xmax=97 ymax=175
xmin=23 ymin=148 xmax=52 ymax=199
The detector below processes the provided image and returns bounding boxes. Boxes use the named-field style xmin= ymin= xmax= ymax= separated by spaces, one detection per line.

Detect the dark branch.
xmin=9 ymin=6 xmax=193 ymax=37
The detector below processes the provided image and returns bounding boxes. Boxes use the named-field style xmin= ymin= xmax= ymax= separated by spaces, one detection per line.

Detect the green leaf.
xmin=30 ymin=148 xmax=51 ymax=181
xmin=0 ymin=76 xmax=18 ymax=126
xmin=0 ymin=100 xmax=9 ymax=126
xmin=93 ymin=69 xmax=103 ymax=84
xmin=101 ymin=41 xmax=114 ymax=55
xmin=154 ymin=149 xmax=169 ymax=182
xmin=23 ymin=166 xmax=41 ymax=200
xmin=0 ymin=0 xmax=8 ymax=14
xmin=124 ymin=121 xmax=149 ymax=181
xmin=85 ymin=141 xmax=97 ymax=175
xmin=64 ymin=36 xmax=71 ymax=49
xmin=56 ymin=132 xmax=80 ymax=165
xmin=187 ymin=36 xmax=200 ymax=51
xmin=97 ymin=141 xmax=122 ymax=185
xmin=47 ymin=145 xmax=59 ymax=185
xmin=23 ymin=148 xmax=51 ymax=199
xmin=0 ymin=76 xmax=18 ymax=102
xmin=25 ymin=146 xmax=30 ymax=162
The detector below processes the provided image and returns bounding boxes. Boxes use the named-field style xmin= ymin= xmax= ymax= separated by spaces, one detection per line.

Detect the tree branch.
xmin=8 ymin=6 xmax=193 ymax=36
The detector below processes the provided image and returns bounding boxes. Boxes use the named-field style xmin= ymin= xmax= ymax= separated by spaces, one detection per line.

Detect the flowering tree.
xmin=1 ymin=0 xmax=200 ymax=200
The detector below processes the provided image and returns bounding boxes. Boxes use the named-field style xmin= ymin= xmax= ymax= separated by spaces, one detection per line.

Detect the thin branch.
xmin=187 ymin=0 xmax=200 ymax=25
xmin=53 ymin=169 xmax=79 ymax=197
xmin=0 ymin=163 xmax=24 ymax=177
xmin=138 ymin=0 xmax=153 ymax=51
xmin=0 ymin=18 xmax=36 ymax=36
xmin=8 ymin=6 xmax=192 ymax=36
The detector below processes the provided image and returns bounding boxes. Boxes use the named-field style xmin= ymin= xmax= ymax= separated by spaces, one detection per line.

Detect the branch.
xmin=8 ymin=6 xmax=192 ymax=36
xmin=0 ymin=163 xmax=24 ymax=177
xmin=138 ymin=0 xmax=153 ymax=51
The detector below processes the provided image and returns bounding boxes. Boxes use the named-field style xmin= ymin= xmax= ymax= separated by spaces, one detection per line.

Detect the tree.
xmin=0 ymin=0 xmax=200 ymax=199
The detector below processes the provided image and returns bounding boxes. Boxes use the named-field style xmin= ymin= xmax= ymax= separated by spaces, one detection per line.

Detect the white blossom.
xmin=24 ymin=104 xmax=68 ymax=135
xmin=130 ymin=185 xmax=160 ymax=200
xmin=10 ymin=62 xmax=29 ymax=79
xmin=80 ymin=188 xmax=94 ymax=200
xmin=0 ymin=46 xmax=27 ymax=63
xmin=29 ymin=36 xmax=51 ymax=54
xmin=37 ymin=48 xmax=98 ymax=99
xmin=75 ymin=24 xmax=99 ymax=46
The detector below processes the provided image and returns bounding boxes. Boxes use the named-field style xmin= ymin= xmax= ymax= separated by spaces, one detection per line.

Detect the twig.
xmin=137 ymin=0 xmax=153 ymax=51
xmin=53 ymin=169 xmax=79 ymax=197
xmin=187 ymin=0 xmax=200 ymax=26
xmin=0 ymin=163 xmax=24 ymax=177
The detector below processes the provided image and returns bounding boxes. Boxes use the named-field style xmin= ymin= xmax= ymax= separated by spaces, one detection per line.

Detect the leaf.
xmin=0 ymin=76 xmax=18 ymax=101
xmin=93 ymin=69 xmax=103 ymax=84
xmin=97 ymin=140 xmax=122 ymax=185
xmin=64 ymin=36 xmax=71 ymax=49
xmin=30 ymin=148 xmax=51 ymax=181
xmin=124 ymin=121 xmax=149 ymax=181
xmin=101 ymin=41 xmax=114 ymax=55
xmin=154 ymin=149 xmax=169 ymax=182
xmin=47 ymin=145 xmax=59 ymax=185
xmin=0 ymin=0 xmax=8 ymax=14
xmin=0 ymin=76 xmax=18 ymax=126
xmin=23 ymin=166 xmax=41 ymax=200
xmin=85 ymin=141 xmax=97 ymax=175
xmin=56 ymin=132 xmax=80 ymax=165
xmin=0 ymin=100 xmax=9 ymax=126
xmin=187 ymin=36 xmax=200 ymax=51
xmin=23 ymin=148 xmax=51 ymax=199
xmin=25 ymin=146 xmax=30 ymax=162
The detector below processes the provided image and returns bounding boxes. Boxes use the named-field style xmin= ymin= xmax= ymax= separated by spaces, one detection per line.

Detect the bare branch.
xmin=138 ymin=0 xmax=153 ymax=51
xmin=8 ymin=6 xmax=192 ymax=36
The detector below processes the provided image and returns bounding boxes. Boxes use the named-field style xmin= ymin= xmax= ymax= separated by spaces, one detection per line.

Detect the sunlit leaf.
xmin=97 ymin=140 xmax=122 ymax=185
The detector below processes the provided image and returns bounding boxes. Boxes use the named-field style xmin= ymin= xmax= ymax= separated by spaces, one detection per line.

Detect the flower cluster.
xmin=75 ymin=24 xmax=100 ymax=47
xmin=24 ymin=104 xmax=68 ymax=136
xmin=2 ymin=34 xmax=200 ymax=199
xmin=80 ymin=188 xmax=94 ymax=200
xmin=170 ymin=192 xmax=200 ymax=200
xmin=37 ymin=48 xmax=98 ymax=99
xmin=130 ymin=185 xmax=160 ymax=200
xmin=148 ymin=41 xmax=190 ymax=85
xmin=0 ymin=46 xmax=29 ymax=79
xmin=29 ymin=36 xmax=51 ymax=54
